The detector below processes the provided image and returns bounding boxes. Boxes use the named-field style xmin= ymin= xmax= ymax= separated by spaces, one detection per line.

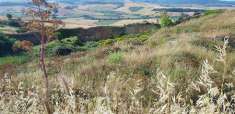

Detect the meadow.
xmin=0 ymin=9 xmax=235 ymax=114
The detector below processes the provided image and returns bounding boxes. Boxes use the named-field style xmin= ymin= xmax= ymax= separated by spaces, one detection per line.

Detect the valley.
xmin=0 ymin=1 xmax=231 ymax=29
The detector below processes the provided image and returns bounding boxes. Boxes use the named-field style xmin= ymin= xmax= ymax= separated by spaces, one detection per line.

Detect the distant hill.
xmin=132 ymin=0 xmax=228 ymax=4
xmin=1 ymin=0 xmax=235 ymax=5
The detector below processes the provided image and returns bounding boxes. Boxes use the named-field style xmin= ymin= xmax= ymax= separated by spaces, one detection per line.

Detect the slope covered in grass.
xmin=0 ymin=10 xmax=235 ymax=113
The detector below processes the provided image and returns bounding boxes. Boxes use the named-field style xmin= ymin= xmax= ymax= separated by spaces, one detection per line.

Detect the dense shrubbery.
xmin=61 ymin=36 xmax=82 ymax=46
xmin=7 ymin=19 xmax=22 ymax=27
xmin=0 ymin=33 xmax=16 ymax=56
xmin=38 ymin=32 xmax=152 ymax=57
xmin=57 ymin=23 xmax=158 ymax=41
xmin=53 ymin=46 xmax=73 ymax=56
xmin=0 ymin=33 xmax=31 ymax=65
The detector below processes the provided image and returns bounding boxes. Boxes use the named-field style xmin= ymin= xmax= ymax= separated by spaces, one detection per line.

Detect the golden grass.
xmin=0 ymin=10 xmax=235 ymax=114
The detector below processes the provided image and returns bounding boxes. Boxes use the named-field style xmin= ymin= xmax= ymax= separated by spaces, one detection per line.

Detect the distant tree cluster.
xmin=153 ymin=8 xmax=204 ymax=13
xmin=4 ymin=13 xmax=22 ymax=27
xmin=0 ymin=33 xmax=33 ymax=56
xmin=0 ymin=33 xmax=15 ymax=56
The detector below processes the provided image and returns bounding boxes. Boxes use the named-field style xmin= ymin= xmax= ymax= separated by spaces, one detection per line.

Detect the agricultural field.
xmin=0 ymin=1 xmax=210 ymax=28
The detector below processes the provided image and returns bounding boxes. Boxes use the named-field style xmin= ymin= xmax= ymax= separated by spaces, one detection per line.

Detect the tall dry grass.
xmin=1 ymin=10 xmax=235 ymax=114
xmin=0 ymin=37 xmax=234 ymax=114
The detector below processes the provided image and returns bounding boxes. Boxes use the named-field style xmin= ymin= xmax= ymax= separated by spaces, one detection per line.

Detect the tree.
xmin=24 ymin=0 xmax=63 ymax=114
xmin=0 ymin=33 xmax=16 ymax=56
xmin=159 ymin=12 xmax=173 ymax=27
xmin=6 ymin=13 xmax=12 ymax=20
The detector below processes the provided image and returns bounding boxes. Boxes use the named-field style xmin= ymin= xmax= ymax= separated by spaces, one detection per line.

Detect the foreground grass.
xmin=0 ymin=10 xmax=235 ymax=114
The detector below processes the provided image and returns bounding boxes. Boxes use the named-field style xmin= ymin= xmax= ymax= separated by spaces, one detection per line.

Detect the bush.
xmin=159 ymin=12 xmax=174 ymax=27
xmin=108 ymin=52 xmax=123 ymax=64
xmin=0 ymin=33 xmax=16 ymax=56
xmin=99 ymin=39 xmax=115 ymax=46
xmin=7 ymin=20 xmax=21 ymax=27
xmin=81 ymin=41 xmax=99 ymax=49
xmin=16 ymin=29 xmax=27 ymax=33
xmin=61 ymin=36 xmax=82 ymax=46
xmin=53 ymin=46 xmax=73 ymax=56
xmin=32 ymin=40 xmax=75 ymax=57
xmin=47 ymin=41 xmax=75 ymax=56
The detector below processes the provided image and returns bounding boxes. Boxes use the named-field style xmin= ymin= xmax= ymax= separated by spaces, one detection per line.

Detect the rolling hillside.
xmin=0 ymin=10 xmax=235 ymax=113
xmin=0 ymin=0 xmax=234 ymax=29
xmin=1 ymin=0 xmax=235 ymax=4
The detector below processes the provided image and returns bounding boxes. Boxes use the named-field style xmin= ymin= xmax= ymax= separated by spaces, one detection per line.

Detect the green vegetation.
xmin=0 ymin=30 xmax=153 ymax=65
xmin=33 ymin=40 xmax=73 ymax=56
xmin=159 ymin=12 xmax=174 ymax=27
xmin=204 ymin=9 xmax=224 ymax=16
xmin=108 ymin=52 xmax=123 ymax=64
xmin=0 ymin=53 xmax=30 ymax=65
xmin=61 ymin=36 xmax=82 ymax=46
xmin=0 ymin=33 xmax=16 ymax=56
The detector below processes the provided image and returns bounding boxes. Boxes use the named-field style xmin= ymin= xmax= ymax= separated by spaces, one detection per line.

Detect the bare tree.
xmin=25 ymin=0 xmax=63 ymax=113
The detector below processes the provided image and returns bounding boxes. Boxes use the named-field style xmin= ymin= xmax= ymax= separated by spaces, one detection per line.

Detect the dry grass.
xmin=0 ymin=10 xmax=235 ymax=113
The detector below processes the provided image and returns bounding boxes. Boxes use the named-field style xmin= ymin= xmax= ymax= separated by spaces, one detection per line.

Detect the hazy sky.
xmin=1 ymin=0 xmax=235 ymax=2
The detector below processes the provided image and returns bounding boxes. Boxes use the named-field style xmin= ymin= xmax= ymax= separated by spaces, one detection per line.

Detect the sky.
xmin=0 ymin=0 xmax=235 ymax=2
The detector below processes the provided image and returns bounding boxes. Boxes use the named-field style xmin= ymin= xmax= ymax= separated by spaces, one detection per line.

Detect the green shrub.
xmin=53 ymin=46 xmax=73 ymax=56
xmin=168 ymin=68 xmax=188 ymax=81
xmin=99 ymin=39 xmax=115 ymax=46
xmin=159 ymin=12 xmax=174 ymax=27
xmin=33 ymin=40 xmax=75 ymax=57
xmin=116 ymin=37 xmax=125 ymax=42
xmin=48 ymin=41 xmax=75 ymax=56
xmin=61 ymin=36 xmax=82 ymax=46
xmin=108 ymin=52 xmax=123 ymax=64
xmin=81 ymin=41 xmax=99 ymax=49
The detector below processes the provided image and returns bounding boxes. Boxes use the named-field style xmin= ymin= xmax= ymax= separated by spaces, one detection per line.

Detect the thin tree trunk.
xmin=40 ymin=32 xmax=53 ymax=114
